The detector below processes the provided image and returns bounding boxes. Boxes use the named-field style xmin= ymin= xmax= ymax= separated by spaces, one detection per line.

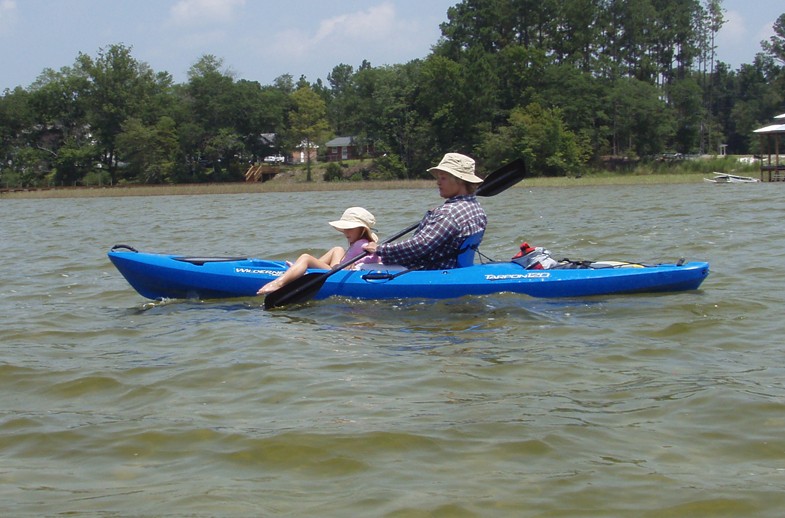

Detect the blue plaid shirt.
xmin=377 ymin=195 xmax=487 ymax=270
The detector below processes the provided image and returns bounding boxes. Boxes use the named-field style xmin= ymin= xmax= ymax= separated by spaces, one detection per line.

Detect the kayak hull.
xmin=108 ymin=248 xmax=710 ymax=302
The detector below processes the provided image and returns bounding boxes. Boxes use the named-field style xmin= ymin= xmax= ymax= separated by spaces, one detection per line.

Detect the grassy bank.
xmin=1 ymin=173 xmax=716 ymax=199
xmin=1 ymin=155 xmax=760 ymax=199
xmin=0 ymin=178 xmax=436 ymax=199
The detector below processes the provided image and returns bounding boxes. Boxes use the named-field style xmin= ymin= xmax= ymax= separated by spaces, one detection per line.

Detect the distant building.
xmin=292 ymin=139 xmax=319 ymax=164
xmin=753 ymin=113 xmax=785 ymax=181
xmin=325 ymin=136 xmax=373 ymax=161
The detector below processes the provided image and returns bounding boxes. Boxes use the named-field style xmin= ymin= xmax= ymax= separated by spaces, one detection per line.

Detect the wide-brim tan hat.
xmin=329 ymin=207 xmax=378 ymax=242
xmin=427 ymin=152 xmax=483 ymax=184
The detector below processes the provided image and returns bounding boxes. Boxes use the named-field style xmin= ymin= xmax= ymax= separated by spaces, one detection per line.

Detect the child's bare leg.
xmin=257 ymin=253 xmax=331 ymax=295
xmin=319 ymin=246 xmax=346 ymax=267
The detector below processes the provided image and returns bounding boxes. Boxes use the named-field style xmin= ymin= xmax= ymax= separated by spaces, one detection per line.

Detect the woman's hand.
xmin=362 ymin=242 xmax=378 ymax=254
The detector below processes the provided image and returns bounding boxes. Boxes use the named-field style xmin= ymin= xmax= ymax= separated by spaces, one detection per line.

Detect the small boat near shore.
xmin=704 ymin=172 xmax=760 ymax=184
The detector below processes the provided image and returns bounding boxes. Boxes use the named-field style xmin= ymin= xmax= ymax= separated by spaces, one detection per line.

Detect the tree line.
xmin=1 ymin=0 xmax=784 ymax=188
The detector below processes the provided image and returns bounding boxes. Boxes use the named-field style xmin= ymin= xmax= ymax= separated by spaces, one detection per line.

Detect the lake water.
xmin=2 ymin=182 xmax=785 ymax=516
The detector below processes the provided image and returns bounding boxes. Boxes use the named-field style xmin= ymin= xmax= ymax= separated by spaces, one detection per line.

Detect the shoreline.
xmin=1 ymin=173 xmax=712 ymax=199
xmin=0 ymin=179 xmax=432 ymax=199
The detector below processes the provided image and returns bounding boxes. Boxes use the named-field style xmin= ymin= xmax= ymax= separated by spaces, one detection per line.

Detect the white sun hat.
xmin=427 ymin=153 xmax=483 ymax=184
xmin=329 ymin=207 xmax=378 ymax=242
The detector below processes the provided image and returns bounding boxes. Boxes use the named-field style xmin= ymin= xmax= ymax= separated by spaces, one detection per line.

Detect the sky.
xmin=0 ymin=0 xmax=783 ymax=92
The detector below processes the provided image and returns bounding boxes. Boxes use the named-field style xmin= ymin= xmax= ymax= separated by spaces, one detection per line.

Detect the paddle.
xmin=263 ymin=158 xmax=526 ymax=309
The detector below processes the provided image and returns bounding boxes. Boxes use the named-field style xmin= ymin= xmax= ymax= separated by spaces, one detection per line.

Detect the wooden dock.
xmin=754 ymin=114 xmax=785 ymax=182
xmin=244 ymin=163 xmax=280 ymax=182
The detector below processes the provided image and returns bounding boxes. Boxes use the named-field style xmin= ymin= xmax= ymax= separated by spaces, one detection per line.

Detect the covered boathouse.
xmin=754 ymin=113 xmax=785 ymax=182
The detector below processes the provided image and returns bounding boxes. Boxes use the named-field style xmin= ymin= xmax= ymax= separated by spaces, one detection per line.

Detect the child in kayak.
xmin=257 ymin=207 xmax=380 ymax=295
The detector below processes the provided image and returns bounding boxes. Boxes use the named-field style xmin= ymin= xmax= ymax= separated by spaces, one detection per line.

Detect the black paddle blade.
xmin=263 ymin=272 xmax=328 ymax=310
xmin=476 ymin=158 xmax=526 ymax=197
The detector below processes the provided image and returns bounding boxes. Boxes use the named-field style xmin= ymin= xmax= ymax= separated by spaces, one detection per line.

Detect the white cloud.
xmin=0 ymin=0 xmax=16 ymax=13
xmin=718 ymin=10 xmax=747 ymax=45
xmin=314 ymin=3 xmax=396 ymax=42
xmin=268 ymin=2 xmax=421 ymax=63
xmin=169 ymin=0 xmax=246 ymax=27
xmin=718 ymin=10 xmax=779 ymax=63
xmin=0 ymin=0 xmax=18 ymax=32
xmin=754 ymin=19 xmax=776 ymax=46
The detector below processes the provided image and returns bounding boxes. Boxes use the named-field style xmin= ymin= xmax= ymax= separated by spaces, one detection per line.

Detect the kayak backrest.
xmin=455 ymin=230 xmax=485 ymax=268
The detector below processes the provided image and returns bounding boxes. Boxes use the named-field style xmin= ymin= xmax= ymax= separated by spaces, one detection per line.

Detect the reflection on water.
xmin=2 ymin=184 xmax=785 ymax=516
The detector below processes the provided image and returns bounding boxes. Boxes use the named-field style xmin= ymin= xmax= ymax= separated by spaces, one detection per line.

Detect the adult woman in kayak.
xmin=257 ymin=207 xmax=380 ymax=295
xmin=362 ymin=153 xmax=487 ymax=270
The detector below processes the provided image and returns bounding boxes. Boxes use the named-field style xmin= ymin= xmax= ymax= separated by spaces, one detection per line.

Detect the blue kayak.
xmin=107 ymin=245 xmax=709 ymax=302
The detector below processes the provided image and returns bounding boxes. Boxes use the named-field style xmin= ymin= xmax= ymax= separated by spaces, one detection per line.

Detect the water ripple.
xmin=3 ymin=186 xmax=785 ymax=516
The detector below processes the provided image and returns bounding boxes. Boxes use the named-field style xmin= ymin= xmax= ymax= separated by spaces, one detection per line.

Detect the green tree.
xmin=371 ymin=153 xmax=407 ymax=180
xmin=729 ymin=55 xmax=784 ymax=153
xmin=4 ymin=69 xmax=102 ymax=187
xmin=288 ymin=86 xmax=329 ymax=181
xmin=272 ymin=74 xmax=296 ymax=95
xmin=669 ymin=2 xmax=695 ymax=79
xmin=494 ymin=43 xmax=548 ymax=110
xmin=323 ymin=162 xmax=344 ymax=182
xmin=608 ymin=77 xmax=675 ymax=157
xmin=116 ymin=117 xmax=180 ymax=183
xmin=76 ymin=44 xmax=169 ymax=183
xmin=439 ymin=0 xmax=559 ymax=58
xmin=50 ymin=138 xmax=100 ymax=186
xmin=553 ymin=0 xmax=602 ymax=73
xmin=180 ymin=55 xmax=247 ymax=178
xmin=536 ymin=64 xmax=610 ymax=158
xmin=761 ymin=13 xmax=785 ymax=65
xmin=19 ymin=67 xmax=91 ymax=181
xmin=326 ymin=63 xmax=358 ymax=136
xmin=667 ymin=76 xmax=704 ymax=153
xmin=0 ymin=87 xmax=34 ymax=181
xmin=233 ymin=79 xmax=287 ymax=160
xmin=607 ymin=0 xmax=659 ymax=82
xmin=479 ymin=103 xmax=589 ymax=176
xmin=414 ymin=55 xmax=467 ymax=151
xmin=204 ymin=128 xmax=244 ymax=181
xmin=27 ymin=67 xmax=89 ymax=141
xmin=359 ymin=63 xmax=434 ymax=174
xmin=7 ymin=147 xmax=49 ymax=187
xmin=696 ymin=0 xmax=726 ymax=153
xmin=185 ymin=55 xmax=237 ymax=130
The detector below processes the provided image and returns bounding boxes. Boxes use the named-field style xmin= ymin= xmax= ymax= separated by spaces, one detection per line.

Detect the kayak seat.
xmin=455 ymin=230 xmax=485 ymax=268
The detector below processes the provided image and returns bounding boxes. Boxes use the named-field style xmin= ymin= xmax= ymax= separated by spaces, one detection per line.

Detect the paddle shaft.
xmin=263 ymin=158 xmax=525 ymax=309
